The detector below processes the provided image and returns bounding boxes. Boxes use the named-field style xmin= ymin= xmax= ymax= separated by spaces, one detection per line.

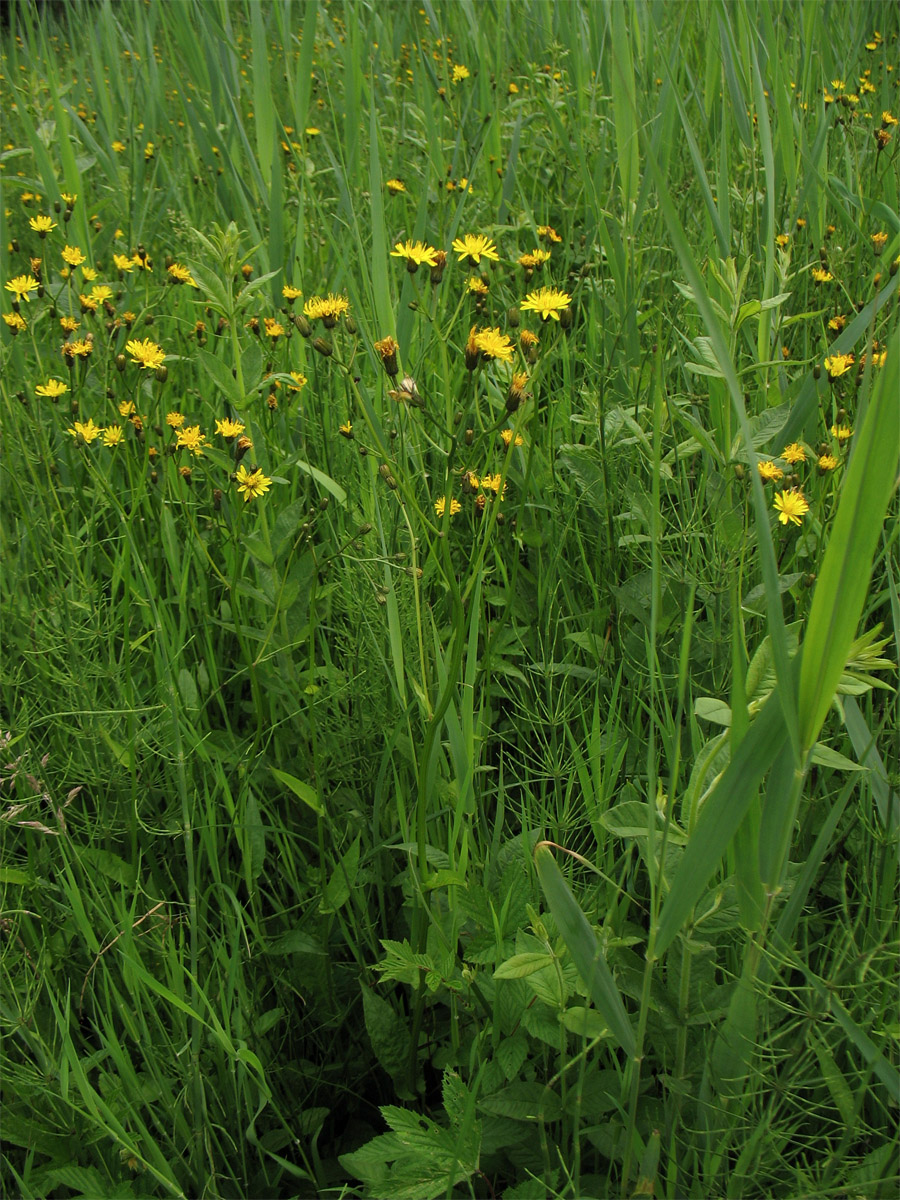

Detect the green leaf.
xmin=533 ymin=844 xmax=635 ymax=1056
xmin=270 ymin=767 xmax=325 ymax=815
xmin=361 ymin=985 xmax=409 ymax=1092
xmin=493 ymin=952 xmax=554 ymax=980
xmin=798 ymin=328 xmax=900 ymax=753
xmin=320 ymin=836 xmax=360 ymax=913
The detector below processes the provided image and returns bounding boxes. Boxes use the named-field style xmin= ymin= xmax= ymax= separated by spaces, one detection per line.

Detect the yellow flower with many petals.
xmin=435 ymin=496 xmax=462 ymax=517
xmin=125 ymin=337 xmax=165 ymax=370
xmin=453 ymin=234 xmax=499 ymax=266
xmin=391 ymin=240 xmax=438 ymax=270
xmin=473 ymin=327 xmax=514 ymax=362
xmin=781 ymin=443 xmax=807 ymax=464
xmin=103 ymin=425 xmax=125 ymax=447
xmin=29 ymin=214 xmax=56 ymax=236
xmin=520 ymin=286 xmax=572 ymax=321
xmin=5 ymin=274 xmax=39 ymax=303
xmin=68 ymin=418 xmax=102 ymax=444
xmin=235 ymin=464 xmax=273 ymax=502
xmin=62 ymin=245 xmax=86 ymax=267
xmin=176 ymin=425 xmax=209 ymax=456
xmin=773 ymin=489 xmax=809 ymax=526
xmin=35 ymin=378 xmax=68 ymax=398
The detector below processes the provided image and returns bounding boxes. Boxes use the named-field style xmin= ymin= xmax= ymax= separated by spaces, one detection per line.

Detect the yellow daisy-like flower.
xmin=518 ymin=248 xmax=552 ymax=270
xmin=81 ymin=265 xmax=98 ymax=282
xmin=811 ymin=266 xmax=833 ymax=284
xmin=103 ymin=424 xmax=125 ymax=447
xmin=288 ymin=371 xmax=308 ymax=391
xmin=451 ymin=64 xmax=470 ymax=83
xmin=166 ymin=411 xmax=186 ymax=429
xmin=125 ymin=337 xmax=165 ymax=370
xmin=824 ymin=353 xmax=854 ymax=380
xmin=305 ymin=127 xmax=320 ymax=136
xmin=338 ymin=421 xmax=353 ymax=438
xmin=830 ymin=423 xmax=853 ymax=442
xmin=828 ymin=314 xmax=846 ymax=333
xmin=79 ymin=292 xmax=99 ymax=313
xmin=473 ymin=327 xmax=514 ymax=362
xmin=500 ymin=429 xmax=524 ymax=447
xmin=118 ymin=400 xmax=136 ymax=417
xmin=282 ymin=284 xmax=303 ymax=301
xmin=781 ymin=443 xmax=807 ymax=464
xmin=68 ymin=418 xmax=102 ymax=444
xmin=235 ymin=463 xmax=273 ymax=502
xmin=391 ymin=240 xmax=438 ymax=270
xmin=62 ymin=338 xmax=93 ymax=359
xmin=775 ymin=233 xmax=790 ymax=248
xmin=435 ymin=496 xmax=462 ymax=517
xmin=3 ymin=312 xmax=27 ymax=332
xmin=773 ymin=489 xmax=809 ymax=526
xmin=29 ymin=214 xmax=56 ymax=236
xmin=871 ymin=231 xmax=888 ymax=255
xmin=467 ymin=276 xmax=489 ymax=295
xmin=264 ymin=317 xmax=285 ymax=339
xmin=113 ymin=253 xmax=134 ymax=273
xmin=757 ymin=460 xmax=784 ymax=482
xmin=453 ymin=234 xmax=499 ymax=266
xmin=818 ymin=453 xmax=839 ymax=471
xmin=167 ymin=262 xmax=197 ymax=285
xmin=62 ymin=245 xmax=86 ymax=267
xmin=35 ymin=378 xmax=68 ymax=398
xmin=176 ymin=425 xmax=208 ymax=456
xmin=537 ymin=225 xmax=562 ymax=243
xmin=112 ymin=139 xmax=126 ymax=153
xmin=5 ymin=274 xmax=39 ymax=303
xmin=60 ymin=315 xmax=79 ymax=333
xmin=144 ymin=141 xmax=155 ymax=160
xmin=216 ymin=417 xmax=245 ymax=438
xmin=61 ymin=192 xmax=77 ymax=207
xmin=90 ymin=285 xmax=113 ymax=305
xmin=882 ymin=111 xmax=898 ymax=127
xmin=386 ymin=178 xmax=406 ymax=194
xmin=303 ymin=293 xmax=350 ymax=324
xmin=520 ymin=286 xmax=572 ymax=321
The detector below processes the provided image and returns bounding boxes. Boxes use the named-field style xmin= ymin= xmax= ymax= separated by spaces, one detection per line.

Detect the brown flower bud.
xmin=313 ymin=337 xmax=333 ymax=357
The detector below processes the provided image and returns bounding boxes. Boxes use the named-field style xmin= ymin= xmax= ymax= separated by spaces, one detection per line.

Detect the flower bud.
xmin=313 ymin=337 xmax=333 ymax=357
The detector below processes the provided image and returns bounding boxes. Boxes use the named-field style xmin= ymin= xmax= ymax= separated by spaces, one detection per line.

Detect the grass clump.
xmin=1 ymin=2 xmax=898 ymax=1198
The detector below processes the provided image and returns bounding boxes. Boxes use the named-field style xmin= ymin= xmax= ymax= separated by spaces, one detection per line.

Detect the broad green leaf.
xmin=270 ymin=767 xmax=325 ymax=815
xmin=533 ymin=844 xmax=635 ymax=1056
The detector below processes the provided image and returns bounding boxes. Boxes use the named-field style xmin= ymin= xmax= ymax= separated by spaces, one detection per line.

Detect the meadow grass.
xmin=1 ymin=1 xmax=898 ymax=1197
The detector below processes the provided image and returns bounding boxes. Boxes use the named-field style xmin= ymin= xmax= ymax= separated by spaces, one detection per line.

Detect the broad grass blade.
xmin=534 ymin=843 xmax=635 ymax=1057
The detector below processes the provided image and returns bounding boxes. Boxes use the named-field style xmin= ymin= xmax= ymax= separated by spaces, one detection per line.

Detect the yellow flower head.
xmin=68 ymin=418 xmax=102 ymax=444
xmin=391 ymin=240 xmax=438 ymax=270
xmin=29 ymin=214 xmax=56 ymax=235
xmin=773 ymin=489 xmax=809 ymax=526
xmin=167 ymin=262 xmax=197 ymax=285
xmin=35 ymin=378 xmax=68 ymax=398
xmin=757 ymin=460 xmax=784 ymax=482
xmin=817 ymin=453 xmax=839 ymax=472
xmin=5 ymin=274 xmax=39 ymax=302
xmin=781 ymin=443 xmax=807 ymax=464
xmin=473 ymin=327 xmax=514 ymax=362
xmin=166 ymin=411 xmax=186 ymax=429
xmin=435 ymin=496 xmax=462 ymax=517
xmin=871 ymin=231 xmax=888 ymax=254
xmin=125 ymin=337 xmax=166 ymax=370
xmin=824 ymin=352 xmax=854 ymax=380
xmin=520 ymin=286 xmax=572 ymax=321
xmin=176 ymin=425 xmax=209 ymax=456
xmin=103 ymin=424 xmax=125 ymax=447
xmin=830 ymin=423 xmax=853 ymax=442
xmin=501 ymin=429 xmax=525 ymax=448
xmin=264 ymin=317 xmax=285 ymax=339
xmin=467 ymin=276 xmax=489 ymax=295
xmin=282 ymin=284 xmax=303 ymax=301
xmin=216 ymin=417 xmax=245 ymax=438
xmin=451 ymin=64 xmax=470 ymax=83
xmin=235 ymin=463 xmax=273 ymax=502
xmin=288 ymin=371 xmax=308 ymax=392
xmin=3 ymin=312 xmax=27 ymax=332
xmin=537 ymin=225 xmax=562 ymax=243
xmin=386 ymin=178 xmax=406 ymax=194
xmin=811 ymin=266 xmax=833 ymax=284
xmin=62 ymin=245 xmax=86 ymax=267
xmin=453 ymin=234 xmax=499 ymax=266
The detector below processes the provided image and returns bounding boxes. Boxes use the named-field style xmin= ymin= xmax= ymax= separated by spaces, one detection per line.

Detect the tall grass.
xmin=1 ymin=1 xmax=898 ymax=1197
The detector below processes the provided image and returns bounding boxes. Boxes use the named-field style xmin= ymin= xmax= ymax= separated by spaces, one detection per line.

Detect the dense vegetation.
xmin=1 ymin=1 xmax=898 ymax=1197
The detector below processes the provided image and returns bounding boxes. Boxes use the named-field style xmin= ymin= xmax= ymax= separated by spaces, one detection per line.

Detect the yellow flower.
xmin=537 ymin=225 xmax=562 ymax=243
xmin=757 ymin=460 xmax=784 ymax=482
xmin=385 ymin=178 xmax=406 ymax=194
xmin=773 ymin=489 xmax=809 ymax=526
xmin=3 ymin=312 xmax=27 ymax=332
xmin=391 ymin=240 xmax=438 ymax=270
xmin=338 ymin=421 xmax=353 ymax=439
xmin=288 ymin=371 xmax=308 ymax=392
xmin=68 ymin=418 xmax=102 ymax=444
xmin=29 ymin=214 xmax=56 ymax=236
xmin=467 ymin=276 xmax=489 ymax=295
xmin=264 ymin=317 xmax=285 ymax=339
xmin=781 ymin=443 xmax=806 ymax=464
xmin=830 ymin=423 xmax=853 ymax=442
xmin=80 ymin=265 xmax=98 ymax=282
xmin=451 ymin=64 xmax=470 ymax=83
xmin=166 ymin=411 xmax=186 ymax=429
xmin=871 ymin=231 xmax=888 ymax=254
xmin=520 ymin=286 xmax=572 ymax=321
xmin=167 ymin=262 xmax=197 ymax=285
xmin=508 ymin=82 xmax=519 ymax=95
xmin=282 ymin=284 xmax=303 ymax=301
xmin=827 ymin=314 xmax=846 ymax=333
xmin=112 ymin=139 xmax=126 ymax=152
xmin=61 ymin=192 xmax=77 ymax=207
xmin=305 ymin=127 xmax=320 ymax=136
xmin=824 ymin=353 xmax=854 ymax=380
xmin=518 ymin=248 xmax=552 ymax=270
xmin=235 ymin=463 xmax=273 ymax=502
xmin=79 ymin=292 xmax=99 ymax=313
xmin=125 ymin=338 xmax=165 ymax=370
xmin=435 ymin=496 xmax=462 ymax=517
xmin=144 ymin=141 xmax=155 ymax=159
xmin=452 ymin=234 xmax=499 ymax=265
xmin=216 ymin=417 xmax=245 ymax=438
xmin=35 ymin=378 xmax=68 ymax=398
xmin=882 ymin=111 xmax=898 ymax=126
xmin=60 ymin=315 xmax=79 ymax=333
xmin=90 ymin=285 xmax=113 ymax=305
xmin=5 ymin=274 xmax=39 ymax=302
xmin=176 ymin=425 xmax=208 ymax=456
xmin=62 ymin=338 xmax=93 ymax=359
xmin=817 ymin=453 xmax=839 ymax=471
xmin=103 ymin=424 xmax=125 ymax=447
xmin=501 ymin=429 xmax=524 ymax=448
xmin=473 ymin=327 xmax=514 ymax=362
xmin=62 ymin=245 xmax=86 ymax=267
xmin=119 ymin=400 xmax=136 ymax=417
xmin=303 ymin=293 xmax=349 ymax=324
xmin=113 ymin=253 xmax=134 ymax=273
xmin=811 ymin=266 xmax=833 ymax=284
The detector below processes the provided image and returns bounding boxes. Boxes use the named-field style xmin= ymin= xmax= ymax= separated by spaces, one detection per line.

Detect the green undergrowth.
xmin=1 ymin=1 xmax=898 ymax=1197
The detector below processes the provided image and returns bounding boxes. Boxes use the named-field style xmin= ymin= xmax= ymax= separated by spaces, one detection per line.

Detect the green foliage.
xmin=1 ymin=1 xmax=898 ymax=1198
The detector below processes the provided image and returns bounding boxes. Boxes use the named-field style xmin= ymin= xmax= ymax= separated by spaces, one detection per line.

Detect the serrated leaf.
xmin=361 ymin=986 xmax=409 ymax=1089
